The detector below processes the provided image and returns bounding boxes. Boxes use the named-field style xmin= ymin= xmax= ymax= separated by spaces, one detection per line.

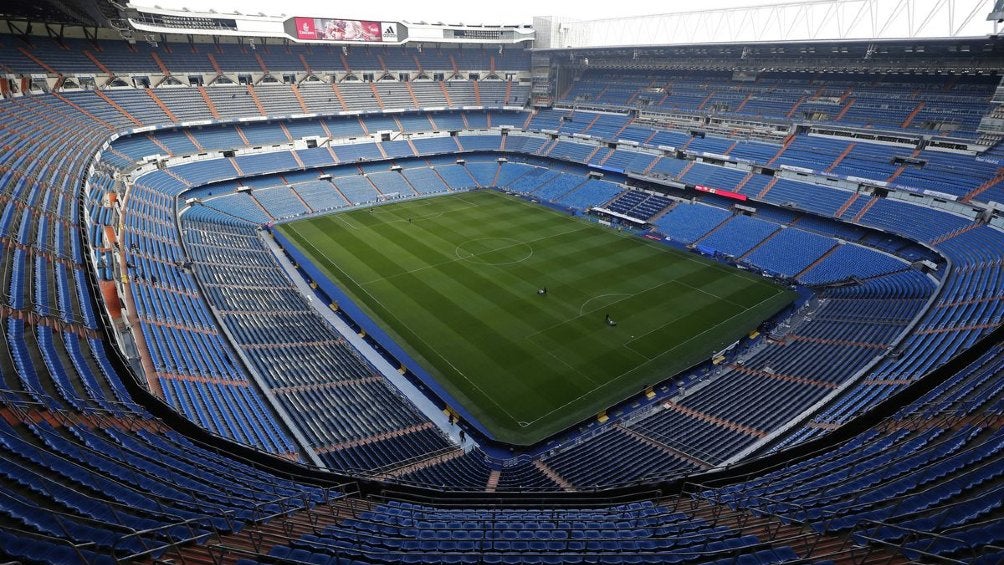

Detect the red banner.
xmin=294 ymin=17 xmax=317 ymax=39
xmin=695 ymin=184 xmax=747 ymax=202
xmin=294 ymin=17 xmax=383 ymax=42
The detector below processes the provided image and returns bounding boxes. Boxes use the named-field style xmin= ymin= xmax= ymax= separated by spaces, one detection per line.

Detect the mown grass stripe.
xmin=279 ymin=191 xmax=795 ymax=445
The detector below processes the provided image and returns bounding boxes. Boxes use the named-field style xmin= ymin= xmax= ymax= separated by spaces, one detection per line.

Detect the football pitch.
xmin=279 ymin=191 xmax=795 ymax=445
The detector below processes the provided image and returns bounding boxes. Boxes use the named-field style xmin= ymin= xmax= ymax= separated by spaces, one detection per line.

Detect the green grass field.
xmin=279 ymin=191 xmax=795 ymax=445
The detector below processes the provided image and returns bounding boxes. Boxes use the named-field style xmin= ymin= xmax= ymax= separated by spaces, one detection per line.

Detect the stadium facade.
xmin=0 ymin=0 xmax=1001 ymax=562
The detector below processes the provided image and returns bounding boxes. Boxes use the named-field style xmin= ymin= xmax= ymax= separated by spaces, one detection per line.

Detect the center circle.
xmin=455 ymin=237 xmax=533 ymax=265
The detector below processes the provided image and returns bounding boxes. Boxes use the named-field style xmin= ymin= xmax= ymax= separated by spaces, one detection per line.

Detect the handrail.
xmin=111 ymin=514 xmax=224 ymax=562
xmin=5 ymin=411 xmax=240 ymax=522
xmin=682 ymin=481 xmax=875 ymax=558
xmin=0 ymin=399 xmax=344 ymax=541
xmin=351 ymin=444 xmax=466 ymax=479
xmin=250 ymin=489 xmax=332 ymax=525
xmin=0 ymin=523 xmax=105 ymax=565
xmin=0 ymin=391 xmax=49 ymax=410
xmin=209 ymin=511 xmax=839 ymax=565
xmin=112 ymin=476 xmax=352 ymax=560
xmin=680 ymin=332 xmax=1004 ymax=493
xmin=16 ymin=388 xmax=336 ymax=490
xmin=852 ymin=519 xmax=977 ymax=565
xmin=684 ymin=458 xmax=1004 ymax=558
xmin=696 ymin=425 xmax=991 ymax=513
xmin=217 ymin=485 xmax=831 ymax=561
xmin=0 ymin=389 xmax=146 ymax=418
xmin=370 ymin=487 xmax=666 ymax=509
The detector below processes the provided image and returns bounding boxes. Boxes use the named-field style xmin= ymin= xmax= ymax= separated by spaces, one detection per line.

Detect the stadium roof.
xmin=2 ymin=0 xmax=1000 ymax=51
xmin=535 ymin=0 xmax=1002 ymax=48
xmin=0 ymin=0 xmax=115 ymax=27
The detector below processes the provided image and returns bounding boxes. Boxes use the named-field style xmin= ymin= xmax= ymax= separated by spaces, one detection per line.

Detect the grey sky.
xmin=141 ymin=0 xmax=787 ymax=25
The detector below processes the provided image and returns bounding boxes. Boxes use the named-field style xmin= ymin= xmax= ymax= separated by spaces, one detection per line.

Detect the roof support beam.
xmin=536 ymin=0 xmax=998 ymax=48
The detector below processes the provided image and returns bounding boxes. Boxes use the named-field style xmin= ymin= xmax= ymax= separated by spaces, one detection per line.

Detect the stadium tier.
xmin=562 ymin=69 xmax=994 ymax=138
xmin=0 ymin=5 xmax=1003 ymax=562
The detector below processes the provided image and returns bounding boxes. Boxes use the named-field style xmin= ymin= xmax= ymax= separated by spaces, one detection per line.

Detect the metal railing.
xmin=681 ymin=429 xmax=1004 ymax=561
